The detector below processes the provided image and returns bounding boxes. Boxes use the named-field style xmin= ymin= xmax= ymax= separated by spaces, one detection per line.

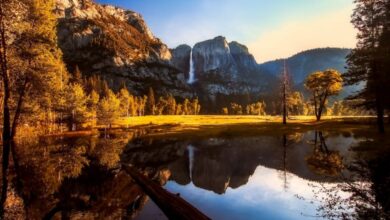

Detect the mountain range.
xmin=55 ymin=0 xmax=356 ymax=113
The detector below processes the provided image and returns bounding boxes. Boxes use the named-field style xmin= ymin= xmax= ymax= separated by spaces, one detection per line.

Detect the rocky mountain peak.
xmin=229 ymin=41 xmax=249 ymax=55
xmin=192 ymin=36 xmax=237 ymax=77
xmin=55 ymin=0 xmax=190 ymax=97
xmin=228 ymin=41 xmax=258 ymax=72
xmin=170 ymin=44 xmax=192 ymax=75
xmin=55 ymin=0 xmax=99 ymax=19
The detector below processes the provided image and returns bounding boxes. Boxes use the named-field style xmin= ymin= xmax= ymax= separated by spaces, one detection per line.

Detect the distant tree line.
xmin=222 ymin=101 xmax=267 ymax=115
xmin=222 ymin=88 xmax=371 ymax=118
xmin=52 ymin=74 xmax=202 ymax=132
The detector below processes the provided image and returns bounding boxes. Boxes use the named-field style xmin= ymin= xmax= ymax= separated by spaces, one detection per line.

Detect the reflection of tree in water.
xmin=5 ymin=131 xmax=171 ymax=219
xmin=312 ymin=142 xmax=390 ymax=219
xmin=306 ymin=131 xmax=343 ymax=176
xmin=17 ymin=140 xmax=89 ymax=196
xmin=41 ymin=167 xmax=171 ymax=220
xmin=279 ymin=133 xmax=303 ymax=191
xmin=89 ymin=133 xmax=134 ymax=169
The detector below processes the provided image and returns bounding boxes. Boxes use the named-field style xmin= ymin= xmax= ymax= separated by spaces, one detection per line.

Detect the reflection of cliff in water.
xmin=5 ymin=128 xmax=376 ymax=219
xmin=123 ymin=131 xmax=356 ymax=194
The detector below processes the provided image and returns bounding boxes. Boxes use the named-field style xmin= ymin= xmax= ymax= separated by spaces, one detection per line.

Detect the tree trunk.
xmin=316 ymin=93 xmax=328 ymax=122
xmin=11 ymin=79 xmax=29 ymax=139
xmin=319 ymin=132 xmax=329 ymax=154
xmin=316 ymin=106 xmax=323 ymax=121
xmin=376 ymin=99 xmax=385 ymax=133
xmin=72 ymin=110 xmax=76 ymax=131
xmin=10 ymin=141 xmax=23 ymax=198
xmin=316 ymin=113 xmax=322 ymax=121
xmin=313 ymin=94 xmax=319 ymax=121
xmin=283 ymin=83 xmax=287 ymax=125
xmin=0 ymin=8 xmax=12 ymax=215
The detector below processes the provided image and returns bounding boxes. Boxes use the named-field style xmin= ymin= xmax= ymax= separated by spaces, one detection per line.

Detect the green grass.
xmin=113 ymin=115 xmax=384 ymax=140
xmin=116 ymin=115 xmax=376 ymax=127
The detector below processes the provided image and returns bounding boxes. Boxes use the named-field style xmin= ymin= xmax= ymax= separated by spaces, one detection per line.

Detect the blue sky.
xmin=96 ymin=0 xmax=356 ymax=62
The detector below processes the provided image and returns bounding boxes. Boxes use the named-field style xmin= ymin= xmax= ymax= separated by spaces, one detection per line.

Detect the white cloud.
xmin=248 ymin=5 xmax=357 ymax=63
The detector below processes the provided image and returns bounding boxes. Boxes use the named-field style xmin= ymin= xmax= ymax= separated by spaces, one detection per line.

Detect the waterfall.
xmin=187 ymin=50 xmax=196 ymax=84
xmin=187 ymin=145 xmax=195 ymax=180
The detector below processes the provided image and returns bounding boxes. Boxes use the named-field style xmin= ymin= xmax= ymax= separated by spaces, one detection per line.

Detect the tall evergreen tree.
xmin=192 ymin=98 xmax=201 ymax=115
xmin=72 ymin=65 xmax=83 ymax=84
xmin=146 ymin=87 xmax=156 ymax=115
xmin=87 ymin=90 xmax=100 ymax=127
xmin=281 ymin=61 xmax=291 ymax=124
xmin=167 ymin=95 xmax=176 ymax=115
xmin=379 ymin=0 xmax=390 ymax=115
xmin=118 ymin=87 xmax=131 ymax=117
xmin=65 ymin=83 xmax=88 ymax=130
xmin=345 ymin=0 xmax=388 ymax=132
xmin=97 ymin=89 xmax=120 ymax=131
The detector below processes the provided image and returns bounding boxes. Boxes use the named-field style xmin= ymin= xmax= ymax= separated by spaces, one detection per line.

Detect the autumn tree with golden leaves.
xmin=305 ymin=69 xmax=343 ymax=121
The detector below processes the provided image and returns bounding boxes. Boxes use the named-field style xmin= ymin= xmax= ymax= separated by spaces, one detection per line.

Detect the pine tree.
xmin=146 ymin=87 xmax=156 ymax=115
xmin=183 ymin=98 xmax=190 ymax=115
xmin=192 ymin=98 xmax=201 ymax=115
xmin=167 ymin=95 xmax=176 ymax=115
xmin=280 ymin=60 xmax=292 ymax=124
xmin=128 ymin=94 xmax=137 ymax=116
xmin=65 ymin=83 xmax=88 ymax=130
xmin=156 ymin=96 xmax=168 ymax=115
xmin=118 ymin=87 xmax=130 ymax=117
xmin=101 ymin=80 xmax=111 ymax=98
xmin=97 ymin=89 xmax=120 ymax=130
xmin=345 ymin=0 xmax=388 ymax=132
xmin=87 ymin=90 xmax=100 ymax=127
xmin=379 ymin=0 xmax=390 ymax=118
xmin=140 ymin=95 xmax=147 ymax=116
xmin=72 ymin=65 xmax=83 ymax=84
xmin=176 ymin=104 xmax=183 ymax=115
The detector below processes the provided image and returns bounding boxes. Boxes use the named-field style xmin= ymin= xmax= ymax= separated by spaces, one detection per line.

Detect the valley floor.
xmin=113 ymin=115 xmax=385 ymax=139
xmin=40 ymin=115 xmax=385 ymax=139
xmin=117 ymin=115 xmax=376 ymax=127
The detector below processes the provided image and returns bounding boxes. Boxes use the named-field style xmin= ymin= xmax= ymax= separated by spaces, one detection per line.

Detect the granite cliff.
xmin=171 ymin=36 xmax=277 ymax=112
xmin=55 ymin=0 xmax=191 ymax=97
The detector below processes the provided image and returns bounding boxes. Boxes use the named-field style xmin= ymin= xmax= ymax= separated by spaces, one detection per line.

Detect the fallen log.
xmin=123 ymin=165 xmax=211 ymax=220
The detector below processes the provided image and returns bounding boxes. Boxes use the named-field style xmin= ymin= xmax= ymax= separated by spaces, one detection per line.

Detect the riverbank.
xmin=116 ymin=115 xmax=377 ymax=127
xmin=113 ymin=115 xmax=385 ymax=139
xmin=34 ymin=115 xmax=384 ymax=139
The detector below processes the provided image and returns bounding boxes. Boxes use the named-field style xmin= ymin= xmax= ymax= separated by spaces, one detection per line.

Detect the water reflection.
xmin=6 ymin=131 xmax=169 ymax=219
xmin=187 ymin=145 xmax=196 ymax=181
xmin=128 ymin=132 xmax=351 ymax=195
xmin=306 ymin=132 xmax=344 ymax=176
xmin=3 ymin=129 xmax=389 ymax=219
xmin=311 ymin=140 xmax=390 ymax=219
